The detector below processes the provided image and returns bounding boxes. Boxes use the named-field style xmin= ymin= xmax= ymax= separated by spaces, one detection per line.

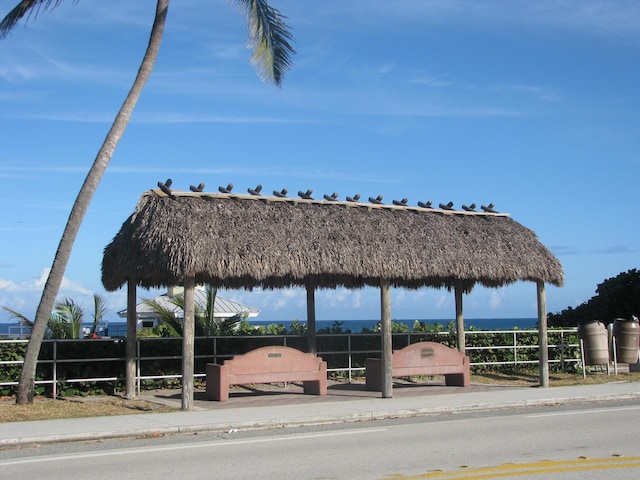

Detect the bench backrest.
xmin=225 ymin=346 xmax=323 ymax=375
xmin=393 ymin=341 xmax=467 ymax=368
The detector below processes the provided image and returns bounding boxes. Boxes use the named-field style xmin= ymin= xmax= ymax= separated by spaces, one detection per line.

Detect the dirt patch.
xmin=1 ymin=371 xmax=638 ymax=423
xmin=471 ymin=370 xmax=640 ymax=387
xmin=0 ymin=395 xmax=176 ymax=423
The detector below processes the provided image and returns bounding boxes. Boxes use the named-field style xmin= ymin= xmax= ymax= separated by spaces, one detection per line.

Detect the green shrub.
xmin=0 ymin=324 xmax=580 ymax=396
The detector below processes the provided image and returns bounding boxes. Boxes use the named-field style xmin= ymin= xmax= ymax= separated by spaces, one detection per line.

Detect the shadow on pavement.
xmin=143 ymin=378 xmax=530 ymax=410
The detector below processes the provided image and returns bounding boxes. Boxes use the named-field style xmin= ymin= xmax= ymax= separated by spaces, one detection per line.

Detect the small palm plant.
xmin=1 ymin=306 xmax=34 ymax=336
xmin=89 ymin=294 xmax=108 ymax=337
xmin=141 ymin=285 xmax=243 ymax=337
xmin=3 ymin=300 xmax=82 ymax=339
xmin=3 ymin=293 xmax=108 ymax=339
xmin=48 ymin=298 xmax=84 ymax=339
xmin=140 ymin=297 xmax=183 ymax=337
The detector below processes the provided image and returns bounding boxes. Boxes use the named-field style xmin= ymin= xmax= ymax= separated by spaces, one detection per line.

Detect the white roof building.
xmin=118 ymin=286 xmax=260 ymax=329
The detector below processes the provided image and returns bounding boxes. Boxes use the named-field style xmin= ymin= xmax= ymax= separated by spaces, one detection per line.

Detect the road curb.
xmin=4 ymin=392 xmax=638 ymax=447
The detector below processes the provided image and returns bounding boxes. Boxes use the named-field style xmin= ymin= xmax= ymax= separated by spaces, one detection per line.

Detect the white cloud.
xmin=234 ymin=287 xmax=306 ymax=314
xmin=409 ymin=73 xmax=456 ymax=88
xmin=351 ymin=291 xmax=362 ymax=309
xmin=488 ymin=289 xmax=507 ymax=309
xmin=273 ymin=297 xmax=288 ymax=310
xmin=0 ymin=278 xmax=24 ymax=292
xmin=435 ymin=291 xmax=452 ymax=310
xmin=495 ymin=84 xmax=561 ymax=103
xmin=0 ymin=269 xmax=93 ymax=319
xmin=320 ymin=288 xmax=365 ymax=311
xmin=323 ymin=288 xmax=348 ymax=309
xmin=281 ymin=289 xmax=301 ymax=299
xmin=30 ymin=269 xmax=91 ymax=297
xmin=393 ymin=290 xmax=406 ymax=305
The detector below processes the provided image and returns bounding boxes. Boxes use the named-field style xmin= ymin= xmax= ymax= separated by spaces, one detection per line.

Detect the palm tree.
xmin=1 ymin=306 xmax=34 ymax=333
xmin=1 ymin=0 xmax=295 ymax=404
xmin=141 ymin=285 xmax=242 ymax=337
xmin=199 ymin=285 xmax=219 ymax=336
xmin=140 ymin=297 xmax=184 ymax=338
xmin=3 ymin=294 xmax=105 ymax=339
xmin=49 ymin=298 xmax=84 ymax=339
xmin=89 ymin=294 xmax=108 ymax=337
xmin=185 ymin=285 xmax=243 ymax=336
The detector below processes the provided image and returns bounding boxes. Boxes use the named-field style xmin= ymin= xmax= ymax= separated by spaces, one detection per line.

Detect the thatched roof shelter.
xmin=102 ymin=186 xmax=563 ymax=408
xmin=102 ymin=189 xmax=563 ymax=292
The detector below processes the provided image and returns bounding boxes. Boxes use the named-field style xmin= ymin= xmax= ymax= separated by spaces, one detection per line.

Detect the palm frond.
xmin=157 ymin=320 xmax=181 ymax=337
xmin=91 ymin=293 xmax=107 ymax=335
xmin=0 ymin=0 xmax=71 ymax=40
xmin=142 ymin=297 xmax=183 ymax=337
xmin=203 ymin=285 xmax=217 ymax=324
xmin=167 ymin=294 xmax=186 ymax=311
xmin=47 ymin=316 xmax=70 ymax=339
xmin=53 ymin=297 xmax=84 ymax=339
xmin=236 ymin=0 xmax=295 ymax=86
xmin=1 ymin=306 xmax=34 ymax=328
xmin=195 ymin=285 xmax=217 ymax=336
xmin=218 ymin=313 xmax=244 ymax=336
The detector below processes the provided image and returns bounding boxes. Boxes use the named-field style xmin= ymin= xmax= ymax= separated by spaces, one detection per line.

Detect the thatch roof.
xmin=101 ymin=189 xmax=564 ymax=292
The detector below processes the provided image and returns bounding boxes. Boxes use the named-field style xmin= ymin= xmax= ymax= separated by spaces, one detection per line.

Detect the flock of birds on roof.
xmin=157 ymin=179 xmax=498 ymax=213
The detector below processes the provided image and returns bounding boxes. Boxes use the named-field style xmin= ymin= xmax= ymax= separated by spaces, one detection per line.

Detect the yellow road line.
xmin=382 ymin=456 xmax=640 ymax=479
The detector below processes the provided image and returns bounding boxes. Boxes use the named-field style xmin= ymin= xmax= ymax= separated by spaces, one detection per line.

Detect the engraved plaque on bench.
xmin=420 ymin=348 xmax=434 ymax=358
xmin=268 ymin=353 xmax=282 ymax=358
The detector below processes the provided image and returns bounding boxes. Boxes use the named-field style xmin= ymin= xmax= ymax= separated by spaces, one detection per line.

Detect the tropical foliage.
xmin=47 ymin=299 xmax=84 ymax=339
xmin=138 ymin=286 xmax=244 ymax=337
xmin=2 ymin=294 xmax=108 ymax=339
xmin=548 ymin=268 xmax=640 ymax=327
xmin=0 ymin=325 xmax=581 ymax=397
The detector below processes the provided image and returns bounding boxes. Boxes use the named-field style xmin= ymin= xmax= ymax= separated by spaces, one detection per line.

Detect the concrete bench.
xmin=366 ymin=341 xmax=470 ymax=391
xmin=206 ymin=346 xmax=328 ymax=401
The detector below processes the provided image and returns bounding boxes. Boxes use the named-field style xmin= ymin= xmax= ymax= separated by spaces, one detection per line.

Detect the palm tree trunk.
xmin=16 ymin=0 xmax=169 ymax=404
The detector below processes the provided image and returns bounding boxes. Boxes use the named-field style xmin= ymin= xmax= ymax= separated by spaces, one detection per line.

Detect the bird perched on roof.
xmin=481 ymin=203 xmax=497 ymax=213
xmin=248 ymin=184 xmax=263 ymax=195
xmin=218 ymin=183 xmax=234 ymax=194
xmin=323 ymin=192 xmax=339 ymax=201
xmin=158 ymin=179 xmax=175 ymax=199
xmin=298 ymin=189 xmax=313 ymax=200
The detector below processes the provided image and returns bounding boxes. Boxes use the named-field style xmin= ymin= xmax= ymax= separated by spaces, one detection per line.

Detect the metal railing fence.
xmin=0 ymin=329 xmax=580 ymax=397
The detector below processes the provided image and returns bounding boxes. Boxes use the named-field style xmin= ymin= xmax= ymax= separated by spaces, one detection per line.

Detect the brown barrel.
xmin=577 ymin=320 xmax=609 ymax=365
xmin=612 ymin=318 xmax=640 ymax=364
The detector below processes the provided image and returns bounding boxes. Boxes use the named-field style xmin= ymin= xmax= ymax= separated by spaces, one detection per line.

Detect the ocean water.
xmin=250 ymin=318 xmax=538 ymax=333
xmin=0 ymin=318 xmax=538 ymax=338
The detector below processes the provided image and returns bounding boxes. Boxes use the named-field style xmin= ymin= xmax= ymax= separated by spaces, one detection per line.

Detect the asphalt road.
xmin=1 ymin=399 xmax=638 ymax=479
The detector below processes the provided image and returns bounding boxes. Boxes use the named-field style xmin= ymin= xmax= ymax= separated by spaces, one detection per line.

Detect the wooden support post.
xmin=181 ymin=277 xmax=195 ymax=410
xmin=380 ymin=281 xmax=393 ymax=398
xmin=306 ymin=286 xmax=317 ymax=355
xmin=455 ymin=282 xmax=465 ymax=354
xmin=125 ymin=279 xmax=137 ymax=399
xmin=537 ymin=280 xmax=549 ymax=387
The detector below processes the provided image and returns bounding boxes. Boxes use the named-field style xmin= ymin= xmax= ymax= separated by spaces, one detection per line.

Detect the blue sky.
xmin=1 ymin=0 xmax=639 ymax=324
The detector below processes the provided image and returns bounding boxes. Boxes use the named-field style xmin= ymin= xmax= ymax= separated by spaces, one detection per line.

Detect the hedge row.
xmin=0 ymin=329 xmax=580 ymax=397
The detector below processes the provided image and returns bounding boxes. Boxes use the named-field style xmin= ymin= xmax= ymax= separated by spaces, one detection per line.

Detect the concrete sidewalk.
xmin=1 ymin=381 xmax=639 ymax=447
